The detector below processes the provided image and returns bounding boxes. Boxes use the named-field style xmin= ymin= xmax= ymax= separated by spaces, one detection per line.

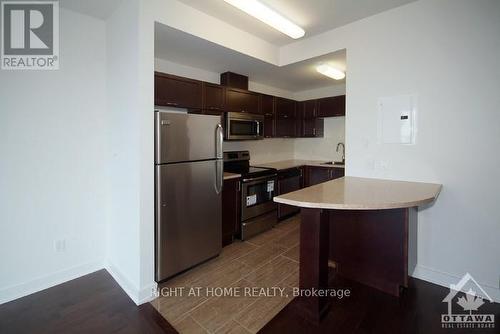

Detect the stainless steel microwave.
xmin=225 ymin=112 xmax=264 ymax=140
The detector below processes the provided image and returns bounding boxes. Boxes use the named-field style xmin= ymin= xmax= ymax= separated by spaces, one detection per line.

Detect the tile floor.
xmin=151 ymin=214 xmax=301 ymax=334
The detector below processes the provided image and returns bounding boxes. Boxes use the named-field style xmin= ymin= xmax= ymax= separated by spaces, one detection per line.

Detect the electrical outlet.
xmin=54 ymin=239 xmax=66 ymax=253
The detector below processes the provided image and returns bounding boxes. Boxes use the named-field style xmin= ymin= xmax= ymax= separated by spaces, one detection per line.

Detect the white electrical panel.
xmin=378 ymin=94 xmax=417 ymax=144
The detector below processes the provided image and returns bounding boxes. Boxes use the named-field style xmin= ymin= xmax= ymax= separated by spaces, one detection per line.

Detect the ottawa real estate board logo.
xmin=441 ymin=273 xmax=495 ymax=329
xmin=1 ymin=0 xmax=59 ymax=70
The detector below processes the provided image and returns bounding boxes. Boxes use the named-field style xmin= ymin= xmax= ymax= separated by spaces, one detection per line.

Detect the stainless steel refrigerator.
xmin=154 ymin=110 xmax=223 ymax=282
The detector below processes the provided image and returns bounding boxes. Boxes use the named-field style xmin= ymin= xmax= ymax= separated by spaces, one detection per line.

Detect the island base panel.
xmin=328 ymin=207 xmax=417 ymax=297
xmin=297 ymin=208 xmax=331 ymax=324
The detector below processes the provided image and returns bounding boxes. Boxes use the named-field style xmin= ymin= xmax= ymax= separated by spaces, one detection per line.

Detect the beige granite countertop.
xmin=255 ymin=159 xmax=345 ymax=170
xmin=274 ymin=176 xmax=442 ymax=210
xmin=224 ymin=172 xmax=241 ymax=180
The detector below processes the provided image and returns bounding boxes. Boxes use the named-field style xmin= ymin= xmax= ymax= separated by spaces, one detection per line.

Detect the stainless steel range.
xmin=223 ymin=151 xmax=278 ymax=240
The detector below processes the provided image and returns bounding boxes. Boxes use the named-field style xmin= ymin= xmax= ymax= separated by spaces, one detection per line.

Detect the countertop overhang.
xmin=223 ymin=172 xmax=241 ymax=180
xmin=254 ymin=160 xmax=345 ymax=170
xmin=274 ymin=176 xmax=442 ymax=210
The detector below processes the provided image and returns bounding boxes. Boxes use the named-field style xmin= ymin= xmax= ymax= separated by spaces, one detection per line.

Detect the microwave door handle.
xmin=255 ymin=120 xmax=260 ymax=137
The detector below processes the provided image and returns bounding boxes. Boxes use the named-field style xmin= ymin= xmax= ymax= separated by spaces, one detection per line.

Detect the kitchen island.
xmin=273 ymin=176 xmax=441 ymax=323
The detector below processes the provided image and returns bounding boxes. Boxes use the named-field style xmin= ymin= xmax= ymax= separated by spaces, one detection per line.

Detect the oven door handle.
xmin=242 ymin=174 xmax=277 ymax=183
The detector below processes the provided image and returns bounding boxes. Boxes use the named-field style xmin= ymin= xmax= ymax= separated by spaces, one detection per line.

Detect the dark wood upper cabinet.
xmin=317 ymin=95 xmax=345 ymax=117
xmin=296 ymin=102 xmax=304 ymax=138
xmin=275 ymin=97 xmax=296 ymax=137
xmin=298 ymin=100 xmax=324 ymax=137
xmin=154 ymin=71 xmax=344 ymax=139
xmin=154 ymin=72 xmax=202 ymax=110
xmin=202 ymin=82 xmax=225 ymax=115
xmin=224 ymin=88 xmax=260 ymax=114
xmin=220 ymin=72 xmax=248 ymax=90
xmin=261 ymin=94 xmax=275 ymax=138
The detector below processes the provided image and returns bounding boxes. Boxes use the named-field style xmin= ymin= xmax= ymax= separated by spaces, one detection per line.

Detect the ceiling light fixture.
xmin=223 ymin=0 xmax=305 ymax=39
xmin=316 ymin=64 xmax=346 ymax=80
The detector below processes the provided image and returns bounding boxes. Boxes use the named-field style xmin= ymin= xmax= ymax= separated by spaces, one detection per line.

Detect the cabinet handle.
xmin=313 ymin=128 xmax=316 ymax=136
xmin=166 ymin=102 xmax=179 ymax=106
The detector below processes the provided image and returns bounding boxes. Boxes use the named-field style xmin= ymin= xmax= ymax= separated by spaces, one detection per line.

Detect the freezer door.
xmin=155 ymin=160 xmax=222 ymax=281
xmin=155 ymin=111 xmax=223 ymax=164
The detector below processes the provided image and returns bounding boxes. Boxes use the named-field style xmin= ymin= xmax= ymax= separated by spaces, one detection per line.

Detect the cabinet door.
xmin=222 ymin=178 xmax=240 ymax=247
xmin=302 ymin=100 xmax=318 ymax=137
xmin=203 ymin=82 xmax=225 ymax=115
xmin=317 ymin=95 xmax=345 ymax=117
xmin=225 ymin=88 xmax=260 ymax=113
xmin=277 ymin=171 xmax=302 ymax=219
xmin=331 ymin=168 xmax=345 ymax=180
xmin=275 ymin=97 xmax=297 ymax=137
xmin=154 ymin=72 xmax=202 ymax=109
xmin=261 ymin=94 xmax=275 ymax=138
xmin=295 ymin=102 xmax=304 ymax=138
xmin=306 ymin=166 xmax=332 ymax=186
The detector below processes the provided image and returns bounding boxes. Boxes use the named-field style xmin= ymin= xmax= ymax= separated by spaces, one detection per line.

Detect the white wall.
xmin=150 ymin=0 xmax=279 ymax=65
xmin=294 ymin=117 xmax=345 ymax=162
xmin=0 ymin=9 xmax=108 ymax=303
xmin=105 ymin=0 xmax=157 ymax=305
xmin=283 ymin=0 xmax=500 ymax=301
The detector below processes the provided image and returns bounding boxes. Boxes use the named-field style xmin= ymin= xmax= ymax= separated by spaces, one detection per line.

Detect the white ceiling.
xmin=155 ymin=23 xmax=345 ymax=92
xmin=178 ymin=0 xmax=417 ymax=46
xmin=60 ymin=0 xmax=123 ymax=19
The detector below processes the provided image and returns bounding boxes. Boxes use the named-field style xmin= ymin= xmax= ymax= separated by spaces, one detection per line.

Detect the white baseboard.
xmin=412 ymin=264 xmax=500 ymax=303
xmin=0 ymin=260 xmax=104 ymax=305
xmin=104 ymin=261 xmax=157 ymax=305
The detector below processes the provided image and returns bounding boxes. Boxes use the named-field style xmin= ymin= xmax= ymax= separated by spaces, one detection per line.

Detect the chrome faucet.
xmin=336 ymin=142 xmax=345 ymax=164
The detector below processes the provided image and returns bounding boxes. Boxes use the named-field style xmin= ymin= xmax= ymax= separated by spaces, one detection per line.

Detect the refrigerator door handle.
xmin=215 ymin=124 xmax=223 ymax=159
xmin=215 ymin=159 xmax=224 ymax=194
xmin=215 ymin=123 xmax=224 ymax=194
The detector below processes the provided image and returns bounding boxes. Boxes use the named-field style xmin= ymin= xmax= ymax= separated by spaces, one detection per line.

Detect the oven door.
xmin=241 ymin=175 xmax=277 ymax=221
xmin=225 ymin=112 xmax=264 ymax=140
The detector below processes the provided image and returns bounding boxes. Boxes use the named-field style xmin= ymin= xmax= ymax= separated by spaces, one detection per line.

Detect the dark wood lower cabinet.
xmin=277 ymin=168 xmax=303 ymax=220
xmin=305 ymin=166 xmax=344 ymax=187
xmin=222 ymin=178 xmax=240 ymax=247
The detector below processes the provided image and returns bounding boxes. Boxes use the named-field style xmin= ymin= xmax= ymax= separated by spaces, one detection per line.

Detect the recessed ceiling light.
xmin=316 ymin=64 xmax=346 ymax=80
xmin=223 ymin=0 xmax=305 ymax=39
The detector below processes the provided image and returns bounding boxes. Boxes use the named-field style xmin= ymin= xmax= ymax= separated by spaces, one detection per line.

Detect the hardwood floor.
xmin=0 ymin=269 xmax=177 ymax=334
xmin=2 ymin=215 xmax=498 ymax=334
xmin=260 ymin=274 xmax=500 ymax=334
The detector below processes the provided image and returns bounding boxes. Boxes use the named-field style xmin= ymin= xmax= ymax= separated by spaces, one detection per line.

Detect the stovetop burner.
xmin=223 ymin=151 xmax=277 ymax=180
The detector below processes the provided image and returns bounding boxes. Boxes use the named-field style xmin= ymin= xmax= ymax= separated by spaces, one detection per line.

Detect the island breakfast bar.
xmin=273 ymin=176 xmax=442 ymax=323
